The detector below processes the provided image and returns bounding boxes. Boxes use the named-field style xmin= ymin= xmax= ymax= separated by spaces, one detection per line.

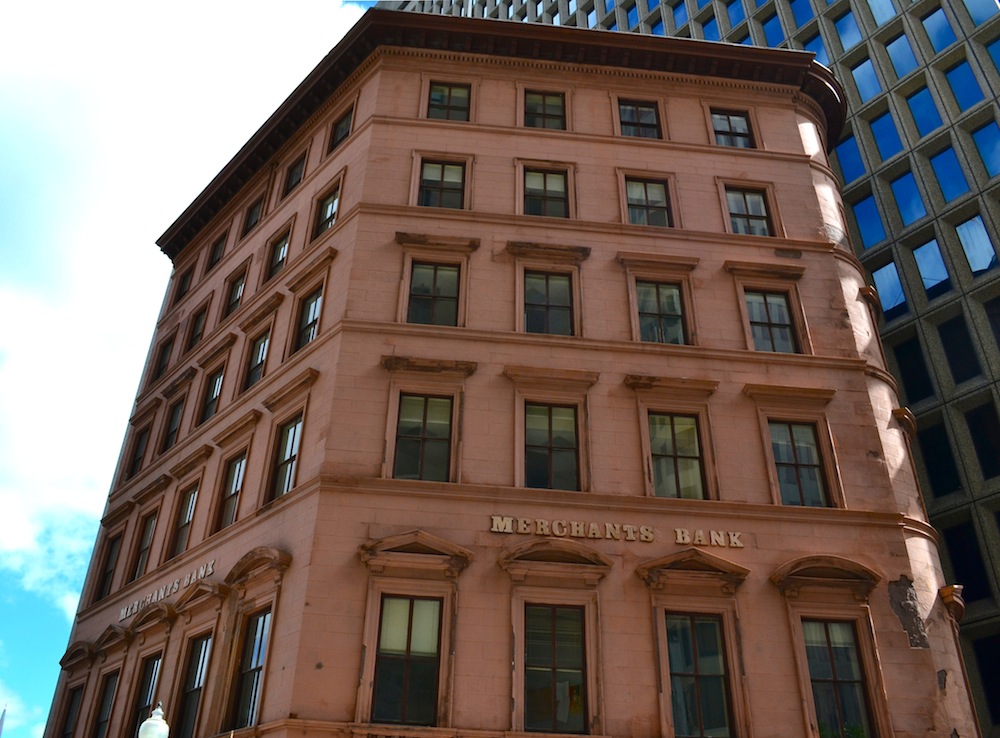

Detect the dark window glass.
xmin=626 ymin=3 xmax=639 ymax=26
xmin=966 ymin=403 xmax=1000 ymax=479
xmin=788 ymin=0 xmax=812 ymax=26
xmin=394 ymin=395 xmax=453 ymax=482
xmin=419 ymin=161 xmax=465 ymax=208
xmin=170 ymin=486 xmax=198 ymax=558
xmin=964 ymin=0 xmax=998 ymax=24
xmin=619 ymin=100 xmax=662 ymax=138
xmin=727 ymin=0 xmax=747 ymax=27
xmin=912 ymin=239 xmax=951 ymax=298
xmin=906 ymin=87 xmax=942 ymax=137
xmin=408 ymin=263 xmax=459 ymax=327
xmin=930 ymin=148 xmax=970 ymax=202
xmin=636 ymin=280 xmax=685 ymax=344
xmin=922 ymin=8 xmax=956 ymax=52
xmin=762 ymin=13 xmax=783 ymax=45
xmin=803 ymin=34 xmax=829 ymax=65
xmin=186 ymin=307 xmax=208 ymax=351
xmin=126 ymin=427 xmax=150 ymax=480
xmin=745 ymin=291 xmax=798 ymax=352
xmin=200 ymin=369 xmax=224 ymax=424
xmin=162 ymin=399 xmax=185 ymax=452
xmin=372 ymin=596 xmax=442 ymax=725
xmin=428 ymin=82 xmax=471 ymax=121
xmin=271 ymin=415 xmax=303 ymax=500
xmin=870 ymin=111 xmax=902 ymax=160
xmin=626 ymin=178 xmax=672 ymax=226
xmin=128 ymin=653 xmax=162 ymax=738
xmin=672 ymin=1 xmax=688 ymax=26
xmin=872 ymin=262 xmax=908 ymax=320
xmin=726 ymin=188 xmax=771 ymax=236
xmin=886 ymin=34 xmax=918 ymax=77
xmin=802 ymin=621 xmax=874 ymax=738
xmin=267 ymin=231 xmax=290 ymax=280
xmin=526 ymin=91 xmax=566 ymax=129
xmin=973 ymin=634 xmax=1000 ymax=722
xmin=769 ymin=421 xmax=829 ymax=506
xmin=295 ymin=287 xmax=323 ymax=351
xmin=207 ymin=233 xmax=226 ymax=272
xmin=314 ymin=186 xmax=340 ymax=238
xmin=984 ymin=295 xmax=1000 ymax=349
xmin=525 ymin=271 xmax=573 ymax=335
xmin=525 ymin=604 xmax=587 ymax=733
xmin=241 ymin=197 xmax=263 ymax=237
xmin=153 ymin=337 xmax=174 ymax=381
xmin=942 ymin=522 xmax=991 ymax=601
xmin=702 ymin=15 xmax=720 ymax=41
xmin=665 ymin=613 xmax=733 ymax=736
xmin=711 ymin=110 xmax=754 ymax=148
xmin=852 ymin=195 xmax=886 ymax=248
xmin=228 ymin=609 xmax=271 ymax=729
xmin=867 ymin=0 xmax=895 ymax=24
xmin=217 ymin=453 xmax=246 ymax=531
xmin=916 ymin=421 xmax=961 ymax=496
xmin=174 ymin=635 xmax=212 ymax=738
xmin=835 ymin=136 xmax=865 ymax=182
xmin=890 ymin=172 xmax=926 ymax=226
xmin=851 ymin=59 xmax=880 ymax=102
xmin=939 ymin=314 xmax=982 ymax=383
xmin=973 ymin=121 xmax=1000 ymax=177
xmin=524 ymin=169 xmax=569 ymax=218
xmin=244 ymin=331 xmax=270 ymax=390
xmin=957 ymin=216 xmax=997 ymax=274
xmin=129 ymin=512 xmax=157 ymax=582
xmin=525 ymin=404 xmax=579 ymax=490
xmin=946 ymin=61 xmax=984 ymax=110
xmin=835 ymin=12 xmax=862 ymax=49
xmin=174 ymin=268 xmax=193 ymax=305
xmin=893 ymin=337 xmax=934 ymax=403
xmin=60 ymin=686 xmax=84 ymax=738
xmin=282 ymin=154 xmax=306 ymax=198
xmin=90 ymin=672 xmax=119 ymax=738
xmin=225 ymin=271 xmax=246 ymax=317
xmin=651 ymin=18 xmax=665 ymax=34
xmin=329 ymin=108 xmax=354 ymax=152
xmin=649 ymin=413 xmax=705 ymax=498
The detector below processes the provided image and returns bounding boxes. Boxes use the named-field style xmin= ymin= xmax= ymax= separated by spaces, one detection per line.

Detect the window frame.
xmin=205 ymin=231 xmax=228 ymax=274
xmin=396 ymin=233 xmax=478 ymax=328
xmin=185 ymin=301 xmax=211 ymax=353
xmin=172 ymin=632 xmax=213 ymax=738
xmin=292 ymin=285 xmax=324 ymax=353
xmin=727 ymin=261 xmax=810 ymax=354
xmin=718 ymin=180 xmax=782 ymax=237
xmin=126 ymin=651 xmax=162 ymax=738
xmin=520 ymin=164 xmax=574 ymax=219
xmin=198 ymin=366 xmax=225 ymax=425
xmin=411 ymin=153 xmax=473 ymax=210
xmin=521 ymin=88 xmax=570 ymax=130
xmin=264 ymin=226 xmax=292 ymax=282
xmin=225 ymin=607 xmax=272 ymax=731
xmin=267 ymin=411 xmax=305 ymax=503
xmin=424 ymin=79 xmax=475 ymax=122
xmin=615 ymin=97 xmax=665 ymax=139
xmin=58 ymin=683 xmax=85 ymax=738
xmin=240 ymin=195 xmax=265 ymax=238
xmin=618 ymin=251 xmax=699 ymax=345
xmin=168 ymin=483 xmax=199 ymax=559
xmin=242 ymin=329 xmax=271 ymax=392
xmin=215 ymin=450 xmax=248 ymax=532
xmin=128 ymin=509 xmax=159 ymax=582
xmin=619 ymin=170 xmax=678 ymax=228
xmin=223 ymin=265 xmax=249 ymax=319
xmin=708 ymin=107 xmax=757 ymax=148
xmin=124 ymin=424 xmax=152 ymax=481
xmin=312 ymin=178 xmax=343 ymax=241
xmin=328 ymin=105 xmax=355 ymax=154
xmin=523 ymin=270 xmax=577 ymax=337
xmin=151 ymin=333 xmax=176 ymax=384
xmin=281 ymin=151 xmax=307 ymax=199
xmin=160 ymin=396 xmax=187 ymax=453
xmin=92 ymin=531 xmax=123 ymax=603
xmin=172 ymin=266 xmax=195 ymax=308
xmin=390 ymin=393 xmax=456 ymax=484
xmin=89 ymin=669 xmax=120 ymax=738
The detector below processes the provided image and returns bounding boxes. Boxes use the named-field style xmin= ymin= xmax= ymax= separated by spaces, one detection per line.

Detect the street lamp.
xmin=138 ymin=702 xmax=169 ymax=738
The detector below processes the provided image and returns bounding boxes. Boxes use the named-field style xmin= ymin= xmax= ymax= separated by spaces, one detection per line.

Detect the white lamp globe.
xmin=138 ymin=702 xmax=169 ymax=738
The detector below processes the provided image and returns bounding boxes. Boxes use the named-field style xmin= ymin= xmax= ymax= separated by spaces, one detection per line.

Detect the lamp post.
xmin=138 ymin=703 xmax=169 ymax=738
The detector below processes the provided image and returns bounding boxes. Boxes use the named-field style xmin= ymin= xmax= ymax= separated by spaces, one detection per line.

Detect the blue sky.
xmin=0 ymin=3 xmax=364 ymax=736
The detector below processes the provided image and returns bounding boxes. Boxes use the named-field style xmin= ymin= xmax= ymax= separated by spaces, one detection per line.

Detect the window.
xmin=94 ymin=533 xmax=122 ymax=602
xmin=216 ymin=452 xmax=246 ymax=531
xmin=170 ymin=486 xmax=198 ymax=558
xmin=851 ymin=59 xmax=880 ymax=102
xmin=225 ymin=270 xmax=247 ymax=317
xmin=930 ymin=148 xmax=970 ymax=202
xmin=906 ymin=87 xmax=942 ymax=137
xmin=974 ymin=634 xmax=1000 ymax=723
xmin=393 ymin=394 xmax=453 ymax=482
xmin=271 ymin=414 xmax=303 ymax=500
xmin=186 ymin=307 xmax=208 ymax=351
xmin=129 ymin=512 xmax=157 ymax=582
xmin=651 ymin=18 xmax=665 ymax=34
xmin=711 ymin=109 xmax=754 ymax=148
xmin=243 ymin=331 xmax=270 ymax=390
xmin=228 ymin=609 xmax=271 ymax=730
xmin=619 ymin=100 xmax=662 ymax=138
xmin=886 ymin=34 xmax=918 ymax=78
xmin=871 ymin=262 xmax=907 ymax=320
xmin=972 ymin=121 xmax=1000 ymax=177
xmin=834 ymin=11 xmax=862 ymax=49
xmin=964 ymin=0 xmax=998 ymax=23
xmin=59 ymin=686 xmax=84 ymax=738
xmin=407 ymin=263 xmax=459 ymax=327
xmin=946 ymin=61 xmax=984 ymax=110
xmin=294 ymin=287 xmax=323 ymax=351
xmin=636 ymin=281 xmax=685 ymax=344
xmin=524 ymin=169 xmax=569 ymax=217
xmin=835 ymin=136 xmax=865 ymax=182
xmin=372 ymin=595 xmax=442 ymax=725
xmin=418 ymin=161 xmax=465 ymax=208
xmin=173 ymin=268 xmax=193 ymax=306
xmin=161 ymin=399 xmax=185 ymax=452
xmin=665 ymin=613 xmax=733 ymax=736
xmin=985 ymin=295 xmax=1000 ymax=348
xmin=893 ymin=337 xmax=934 ymax=402
xmin=725 ymin=187 xmax=772 ymax=236
xmin=745 ymin=290 xmax=798 ymax=352
xmin=626 ymin=3 xmax=639 ymax=26
xmin=525 ymin=91 xmax=566 ymax=129
xmin=762 ymin=13 xmax=784 ymax=45
xmin=890 ymin=172 xmax=926 ymax=226
xmin=922 ymin=8 xmax=956 ymax=52
xmin=128 ymin=653 xmax=162 ymax=738
xmin=672 ymin=1 xmax=688 ymax=26
xmin=282 ymin=153 xmax=306 ymax=198
xmin=525 ymin=403 xmax=579 ymax=490
xmin=942 ymin=523 xmax=991 ymax=601
xmin=90 ymin=671 xmax=119 ymax=738
xmin=200 ymin=369 xmax=224 ymax=424
xmin=207 ymin=233 xmax=226 ymax=272
xmin=939 ymin=314 xmax=982 ymax=383
xmin=649 ymin=413 xmax=705 ymax=498
xmin=769 ymin=420 xmax=829 ymax=506
xmin=153 ymin=336 xmax=174 ymax=381
xmin=313 ymin=185 xmax=340 ymax=238
xmin=802 ymin=620 xmax=875 ymax=737
xmin=957 ymin=215 xmax=997 ymax=274
xmin=702 ymin=15 xmax=720 ymax=41
xmin=266 ymin=230 xmax=290 ymax=280
xmin=125 ymin=426 xmax=151 ymax=480
xmin=803 ymin=34 xmax=829 ymax=66
xmin=525 ymin=271 xmax=573 ymax=335
xmin=241 ymin=196 xmax=264 ymax=237
xmin=869 ymin=111 xmax=902 ymax=160
xmin=174 ymin=635 xmax=212 ymax=738
xmin=626 ymin=178 xmax=672 ymax=226
xmin=428 ymin=82 xmax=471 ymax=121
xmin=524 ymin=604 xmax=587 ymax=733
xmin=867 ymin=0 xmax=895 ymax=24
xmin=329 ymin=107 xmax=354 ymax=152
xmin=852 ymin=195 xmax=886 ymax=248
xmin=966 ymin=402 xmax=1000 ymax=479
xmin=916 ymin=421 xmax=961 ymax=496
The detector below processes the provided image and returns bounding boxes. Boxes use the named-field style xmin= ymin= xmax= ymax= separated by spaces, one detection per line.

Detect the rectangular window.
xmin=946 ymin=61 xmax=984 ymax=110
xmin=835 ymin=136 xmax=864 ymax=183
xmin=329 ymin=107 xmax=354 ymax=152
xmin=408 ymin=263 xmax=459 ymax=326
xmin=282 ymin=153 xmax=306 ymax=198
xmin=912 ymin=239 xmax=951 ymax=299
xmin=851 ymin=58 xmax=881 ymax=102
xmin=90 ymin=671 xmax=119 ymax=738
xmin=173 ymin=268 xmax=193 ymax=306
xmin=802 ymin=620 xmax=874 ymax=738
xmin=745 ymin=290 xmax=798 ymax=352
xmin=943 ymin=522 xmax=991 ymax=600
xmin=266 ymin=230 xmax=290 ymax=280
xmin=128 ymin=653 xmax=162 ymax=738
xmin=769 ymin=421 xmax=829 ymax=506
xmin=207 ymin=233 xmax=226 ymax=273
xmin=243 ymin=331 xmax=270 ymax=390
xmin=870 ymin=110 xmax=902 ymax=160
xmin=890 ymin=171 xmax=926 ymax=226
xmin=60 ymin=685 xmax=84 ymax=738
xmin=922 ymin=7 xmax=956 ymax=51
xmin=216 ymin=453 xmax=246 ymax=531
xmin=871 ymin=262 xmax=908 ymax=320
xmin=394 ymin=394 xmax=453 ymax=482
xmin=161 ymin=399 xmax=185 ymax=452
xmin=886 ymin=34 xmax=918 ymax=78
xmin=916 ymin=420 xmax=961 ymax=496
xmin=728 ymin=0 xmax=748 ymax=27
xmin=418 ymin=161 xmax=465 ymax=208
xmin=906 ymin=87 xmax=942 ymax=137
xmin=186 ymin=307 xmax=208 ymax=351
xmin=225 ymin=270 xmax=247 ymax=317
xmin=762 ymin=13 xmax=784 ymax=45
xmin=174 ymin=635 xmax=212 ymax=738
xmin=525 ymin=271 xmax=573 ymax=335
xmin=95 ymin=534 xmax=121 ymax=601
xmin=170 ymin=486 xmax=198 ymax=558
xmin=892 ymin=337 xmax=934 ymax=403
xmin=129 ymin=512 xmax=157 ymax=582
xmin=294 ymin=287 xmax=323 ymax=351
xmin=939 ymin=314 xmax=982 ymax=383
xmin=313 ymin=186 xmax=340 ymax=238
xmin=153 ymin=337 xmax=174 ymax=381
xmin=711 ymin=110 xmax=754 ymax=148
xmin=665 ymin=613 xmax=733 ymax=737
xmin=726 ymin=187 xmax=772 ymax=236
xmin=626 ymin=178 xmax=672 ymax=226
xmin=428 ymin=82 xmax=471 ymax=121
xmin=803 ymin=34 xmax=829 ymax=65
xmin=835 ymin=11 xmax=862 ymax=49
xmin=973 ymin=633 xmax=1000 ymax=723
xmin=525 ymin=169 xmax=569 ymax=218
xmin=524 ymin=604 xmax=587 ymax=733
xmin=972 ymin=121 xmax=1000 ymax=177
xmin=200 ymin=369 xmax=224 ymax=424
xmin=228 ymin=609 xmax=271 ymax=730
xmin=372 ymin=595 xmax=442 ymax=725
xmin=966 ymin=402 xmax=1000 ymax=479
xmin=649 ymin=413 xmax=705 ymax=499
xmin=636 ymin=280 xmax=685 ymax=344
xmin=525 ymin=403 xmax=579 ymax=490
xmin=241 ymin=197 xmax=264 ymax=237
xmin=619 ymin=100 xmax=662 ymax=138
xmin=126 ymin=426 xmax=151 ymax=480
xmin=957 ymin=215 xmax=997 ymax=274
xmin=271 ymin=415 xmax=303 ymax=500
xmin=852 ymin=194 xmax=886 ymax=248
xmin=930 ymin=148 xmax=970 ymax=202
xmin=525 ymin=91 xmax=566 ymax=129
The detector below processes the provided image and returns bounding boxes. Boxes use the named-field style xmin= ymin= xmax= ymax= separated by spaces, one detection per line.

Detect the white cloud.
xmin=0 ymin=677 xmax=47 ymax=738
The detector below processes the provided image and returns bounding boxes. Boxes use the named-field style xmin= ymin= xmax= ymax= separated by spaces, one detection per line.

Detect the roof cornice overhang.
xmin=156 ymin=8 xmax=845 ymax=260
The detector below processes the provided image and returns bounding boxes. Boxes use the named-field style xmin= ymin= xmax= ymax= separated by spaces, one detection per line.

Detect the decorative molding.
xmin=616 ymin=251 xmax=699 ymax=272
xmin=723 ymin=260 xmax=806 ymax=280
xmin=503 ymin=364 xmax=599 ymax=390
xmin=239 ymin=293 xmax=285 ymax=333
xmin=498 ymin=538 xmax=612 ymax=588
xmin=940 ymin=584 xmax=966 ymax=623
xmin=381 ymin=355 xmax=478 ymax=377
xmin=134 ymin=475 xmax=173 ymax=506
xmin=636 ymin=548 xmax=750 ymax=595
xmin=224 ymin=546 xmax=292 ymax=586
xmin=263 ymin=368 xmax=320 ymax=412
xmin=197 ymin=332 xmax=238 ymax=369
xmin=858 ymin=284 xmax=881 ymax=312
xmin=624 ymin=375 xmax=719 ymax=396
xmin=129 ymin=397 xmax=162 ymax=426
xmin=395 ymin=232 xmax=481 ymax=254
xmin=506 ymin=240 xmax=591 ymax=264
xmin=212 ymin=410 xmax=262 ymax=449
xmin=770 ymin=555 xmax=880 ymax=601
xmin=101 ymin=500 xmax=136 ymax=530
xmin=162 ymin=367 xmax=197 ymax=399
xmin=742 ymin=383 xmax=836 ymax=405
xmin=359 ymin=529 xmax=474 ymax=579
xmin=169 ymin=444 xmax=214 ymax=480
xmin=891 ymin=407 xmax=916 ymax=439
xmin=288 ymin=246 xmax=339 ymax=293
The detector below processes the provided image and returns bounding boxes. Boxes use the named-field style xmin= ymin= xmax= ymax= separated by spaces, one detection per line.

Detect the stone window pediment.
xmin=499 ymin=538 xmax=612 ymax=588
xmin=359 ymin=529 xmax=473 ymax=579
xmin=224 ymin=546 xmax=292 ymax=587
xmin=637 ymin=548 xmax=749 ymax=595
xmin=770 ymin=555 xmax=880 ymax=600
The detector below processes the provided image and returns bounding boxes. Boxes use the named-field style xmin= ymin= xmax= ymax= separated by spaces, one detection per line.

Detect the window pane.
xmin=789 ymin=0 xmax=813 ymax=27
xmin=930 ymin=148 xmax=970 ymax=202
xmin=851 ymin=59 xmax=881 ymax=102
xmin=957 ymin=215 xmax=997 ymax=274
xmin=867 ymin=0 xmax=895 ymax=25
xmin=870 ymin=111 xmax=902 ymax=160
xmin=852 ymin=195 xmax=886 ymax=248
xmin=890 ymin=172 xmax=926 ymax=226
xmin=946 ymin=61 xmax=984 ymax=110
xmin=964 ymin=0 xmax=998 ymax=24
xmin=906 ymin=87 xmax=942 ymax=137
xmin=872 ymin=262 xmax=907 ymax=319
xmin=922 ymin=8 xmax=956 ymax=52
xmin=762 ymin=14 xmax=784 ymax=45
xmin=886 ymin=34 xmax=917 ymax=77
xmin=703 ymin=15 xmax=719 ymax=40
xmin=942 ymin=522 xmax=991 ymax=600
xmin=804 ymin=34 xmax=829 ymax=66
xmin=893 ymin=337 xmax=935 ymax=402
xmin=973 ymin=121 xmax=1000 ymax=177
xmin=912 ymin=239 xmax=951 ymax=298
xmin=727 ymin=0 xmax=746 ymax=27
xmin=916 ymin=421 xmax=961 ymax=496
xmin=835 ymin=135 xmax=865 ymax=182
xmin=966 ymin=403 xmax=1000 ymax=480
xmin=938 ymin=314 xmax=981 ymax=383
xmin=835 ymin=11 xmax=862 ymax=49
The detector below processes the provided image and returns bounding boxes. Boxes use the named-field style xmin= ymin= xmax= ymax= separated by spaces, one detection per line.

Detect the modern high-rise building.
xmin=382 ymin=0 xmax=1000 ymax=731
xmin=46 ymin=9 xmax=982 ymax=738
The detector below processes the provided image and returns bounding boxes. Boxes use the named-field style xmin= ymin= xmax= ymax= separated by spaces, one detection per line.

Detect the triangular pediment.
xmin=359 ymin=530 xmax=473 ymax=579
xmin=637 ymin=548 xmax=749 ymax=594
xmin=499 ymin=539 xmax=611 ymax=587
xmin=175 ymin=580 xmax=230 ymax=613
